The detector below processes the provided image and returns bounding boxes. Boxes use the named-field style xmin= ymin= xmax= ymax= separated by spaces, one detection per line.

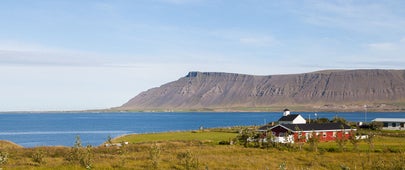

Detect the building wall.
xmin=382 ymin=122 xmax=405 ymax=130
xmin=271 ymin=126 xmax=289 ymax=136
xmin=291 ymin=131 xmax=349 ymax=142
xmin=271 ymin=126 xmax=353 ymax=142
xmin=292 ymin=115 xmax=307 ymax=124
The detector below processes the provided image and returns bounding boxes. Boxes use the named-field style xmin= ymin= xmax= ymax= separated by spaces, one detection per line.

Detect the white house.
xmin=372 ymin=118 xmax=405 ymax=130
xmin=278 ymin=109 xmax=306 ymax=124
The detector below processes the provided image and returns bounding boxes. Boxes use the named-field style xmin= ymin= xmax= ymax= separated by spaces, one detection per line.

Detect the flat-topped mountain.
xmin=117 ymin=69 xmax=405 ymax=112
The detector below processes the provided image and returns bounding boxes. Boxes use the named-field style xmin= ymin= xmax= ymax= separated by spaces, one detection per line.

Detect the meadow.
xmin=1 ymin=127 xmax=405 ymax=169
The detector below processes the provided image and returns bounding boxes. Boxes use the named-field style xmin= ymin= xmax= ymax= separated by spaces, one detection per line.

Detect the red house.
xmin=259 ymin=122 xmax=354 ymax=143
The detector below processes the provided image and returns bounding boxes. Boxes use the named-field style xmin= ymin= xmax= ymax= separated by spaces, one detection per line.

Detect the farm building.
xmin=372 ymin=118 xmax=405 ymax=130
xmin=258 ymin=109 xmax=355 ymax=143
xmin=259 ymin=123 xmax=353 ymax=143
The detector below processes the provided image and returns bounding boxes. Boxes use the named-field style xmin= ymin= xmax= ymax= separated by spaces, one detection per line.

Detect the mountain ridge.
xmin=117 ymin=69 xmax=405 ymax=112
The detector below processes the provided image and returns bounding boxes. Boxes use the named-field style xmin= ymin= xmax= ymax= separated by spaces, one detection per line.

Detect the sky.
xmin=1 ymin=0 xmax=405 ymax=111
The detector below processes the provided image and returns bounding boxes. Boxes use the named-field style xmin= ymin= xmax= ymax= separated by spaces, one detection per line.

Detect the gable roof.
xmin=273 ymin=122 xmax=352 ymax=132
xmin=278 ymin=114 xmax=300 ymax=121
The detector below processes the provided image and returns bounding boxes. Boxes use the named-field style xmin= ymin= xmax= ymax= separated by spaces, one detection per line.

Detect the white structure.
xmin=278 ymin=109 xmax=306 ymax=124
xmin=373 ymin=118 xmax=405 ymax=130
xmin=283 ymin=108 xmax=291 ymax=116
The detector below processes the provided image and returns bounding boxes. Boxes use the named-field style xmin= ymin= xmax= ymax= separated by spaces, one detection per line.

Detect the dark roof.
xmin=278 ymin=114 xmax=300 ymax=121
xmin=278 ymin=122 xmax=352 ymax=132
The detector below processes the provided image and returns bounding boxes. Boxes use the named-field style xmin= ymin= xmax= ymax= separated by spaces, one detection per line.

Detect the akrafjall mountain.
xmin=118 ymin=69 xmax=405 ymax=112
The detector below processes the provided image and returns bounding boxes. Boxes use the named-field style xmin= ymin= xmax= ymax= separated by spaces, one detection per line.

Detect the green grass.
xmin=113 ymin=130 xmax=237 ymax=144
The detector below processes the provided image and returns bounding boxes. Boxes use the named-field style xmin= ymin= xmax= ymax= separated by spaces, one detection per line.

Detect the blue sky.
xmin=1 ymin=0 xmax=405 ymax=111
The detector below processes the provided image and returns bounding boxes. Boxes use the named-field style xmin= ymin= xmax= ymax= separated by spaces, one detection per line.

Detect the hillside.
xmin=117 ymin=69 xmax=405 ymax=112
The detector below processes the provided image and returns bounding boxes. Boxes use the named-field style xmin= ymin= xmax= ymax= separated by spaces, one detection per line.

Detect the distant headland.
xmin=115 ymin=69 xmax=405 ymax=112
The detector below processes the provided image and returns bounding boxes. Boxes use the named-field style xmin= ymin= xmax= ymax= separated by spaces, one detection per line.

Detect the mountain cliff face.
xmin=118 ymin=69 xmax=405 ymax=111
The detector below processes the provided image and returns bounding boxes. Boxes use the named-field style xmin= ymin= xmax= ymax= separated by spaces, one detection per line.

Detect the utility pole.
xmin=364 ymin=104 xmax=367 ymax=123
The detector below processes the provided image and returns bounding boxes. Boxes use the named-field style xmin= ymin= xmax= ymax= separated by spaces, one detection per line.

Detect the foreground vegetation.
xmin=1 ymin=127 xmax=405 ymax=169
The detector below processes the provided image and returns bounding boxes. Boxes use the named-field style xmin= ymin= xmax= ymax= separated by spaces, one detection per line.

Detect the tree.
xmin=332 ymin=117 xmax=348 ymax=124
xmin=314 ymin=118 xmax=330 ymax=124
xmin=369 ymin=121 xmax=383 ymax=130
xmin=237 ymin=128 xmax=256 ymax=147
xmin=264 ymin=131 xmax=276 ymax=149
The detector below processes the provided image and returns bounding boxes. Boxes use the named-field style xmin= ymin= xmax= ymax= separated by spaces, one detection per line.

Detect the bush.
xmin=148 ymin=143 xmax=161 ymax=170
xmin=32 ymin=150 xmax=46 ymax=165
xmin=0 ymin=151 xmax=8 ymax=166
xmin=176 ymin=150 xmax=199 ymax=170
xmin=218 ymin=140 xmax=230 ymax=145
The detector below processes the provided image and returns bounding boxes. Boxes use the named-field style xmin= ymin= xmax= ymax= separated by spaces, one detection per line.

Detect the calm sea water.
xmin=1 ymin=112 xmax=405 ymax=147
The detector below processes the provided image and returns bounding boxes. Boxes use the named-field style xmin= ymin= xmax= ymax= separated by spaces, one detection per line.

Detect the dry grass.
xmin=1 ymin=130 xmax=405 ymax=169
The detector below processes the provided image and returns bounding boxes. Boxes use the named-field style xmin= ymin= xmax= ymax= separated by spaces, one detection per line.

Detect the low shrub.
xmin=218 ymin=141 xmax=230 ymax=145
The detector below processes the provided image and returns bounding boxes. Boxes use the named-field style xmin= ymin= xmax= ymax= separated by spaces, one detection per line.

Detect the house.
xmin=261 ymin=123 xmax=353 ymax=143
xmin=278 ymin=109 xmax=306 ymax=124
xmin=258 ymin=109 xmax=355 ymax=143
xmin=372 ymin=118 xmax=405 ymax=130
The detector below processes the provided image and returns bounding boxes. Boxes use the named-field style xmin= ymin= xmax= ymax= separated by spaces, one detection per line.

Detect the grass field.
xmin=113 ymin=131 xmax=237 ymax=144
xmin=1 ymin=128 xmax=405 ymax=169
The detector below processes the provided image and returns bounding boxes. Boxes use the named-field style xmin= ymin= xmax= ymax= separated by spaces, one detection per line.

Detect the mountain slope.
xmin=118 ymin=69 xmax=405 ymax=111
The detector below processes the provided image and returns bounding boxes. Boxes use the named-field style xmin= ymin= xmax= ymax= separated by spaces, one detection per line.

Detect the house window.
xmin=383 ymin=122 xmax=389 ymax=127
xmin=392 ymin=123 xmax=396 ymax=127
xmin=345 ymin=131 xmax=349 ymax=135
xmin=333 ymin=132 xmax=337 ymax=137
xmin=323 ymin=132 xmax=327 ymax=138
xmin=401 ymin=123 xmax=404 ymax=128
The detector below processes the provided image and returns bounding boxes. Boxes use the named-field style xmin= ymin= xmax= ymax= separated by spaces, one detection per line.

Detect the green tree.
xmin=332 ymin=117 xmax=348 ymax=124
xmin=237 ymin=128 xmax=256 ymax=147
xmin=314 ymin=118 xmax=330 ymax=124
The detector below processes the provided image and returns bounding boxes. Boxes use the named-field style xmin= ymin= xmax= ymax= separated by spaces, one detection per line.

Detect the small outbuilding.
xmin=372 ymin=118 xmax=405 ymax=130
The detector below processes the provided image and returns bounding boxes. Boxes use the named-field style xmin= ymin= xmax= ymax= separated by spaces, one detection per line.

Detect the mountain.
xmin=117 ymin=69 xmax=405 ymax=112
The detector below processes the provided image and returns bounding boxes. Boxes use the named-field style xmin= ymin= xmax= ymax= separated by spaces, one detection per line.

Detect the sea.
xmin=1 ymin=111 xmax=405 ymax=148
